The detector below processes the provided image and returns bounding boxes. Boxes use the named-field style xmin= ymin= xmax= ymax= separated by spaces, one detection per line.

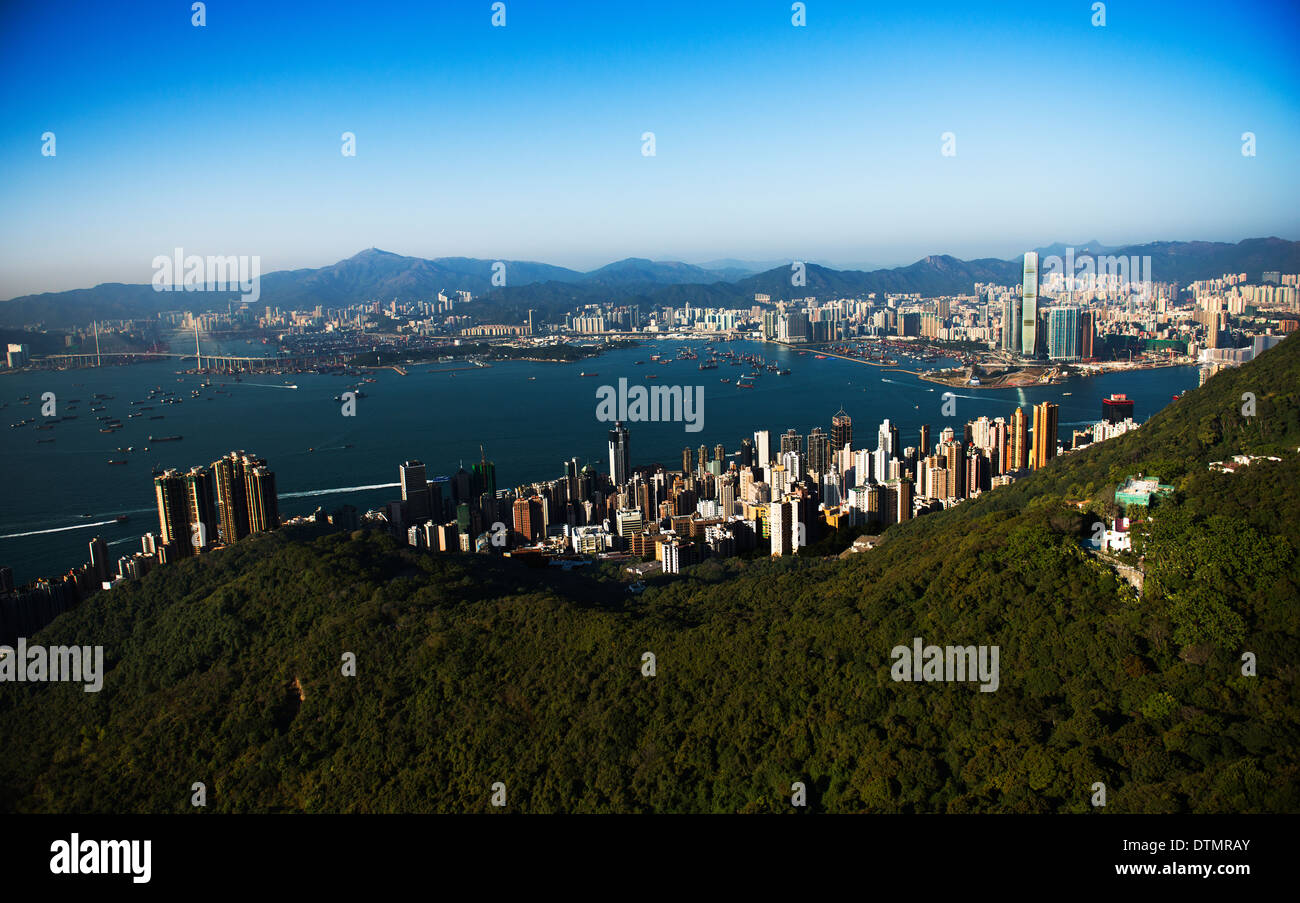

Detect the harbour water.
xmin=0 ymin=338 xmax=1198 ymax=584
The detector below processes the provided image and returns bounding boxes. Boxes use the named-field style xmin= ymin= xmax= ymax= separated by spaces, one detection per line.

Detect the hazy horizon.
xmin=3 ymin=0 xmax=1298 ymax=297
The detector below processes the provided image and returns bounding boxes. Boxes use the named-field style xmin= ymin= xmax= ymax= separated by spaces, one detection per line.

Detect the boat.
xmin=115 ymin=514 xmax=128 ymax=523
xmin=579 ymin=372 xmax=598 ymax=378
xmin=108 ymin=459 xmax=128 ymax=465
xmin=720 ymin=378 xmax=730 ymax=384
xmin=1061 ymin=392 xmax=1072 ymax=396
xmin=149 ymin=435 xmax=183 ymax=442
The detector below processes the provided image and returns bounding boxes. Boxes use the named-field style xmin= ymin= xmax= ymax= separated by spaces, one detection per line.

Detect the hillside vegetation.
xmin=1 ymin=340 xmax=1297 ymax=813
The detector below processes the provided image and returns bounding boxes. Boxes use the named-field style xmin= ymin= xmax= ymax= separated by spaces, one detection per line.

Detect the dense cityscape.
xmin=3 ymin=252 xmax=1297 ymax=646
xmin=2 ymin=0 xmax=1298 ymax=881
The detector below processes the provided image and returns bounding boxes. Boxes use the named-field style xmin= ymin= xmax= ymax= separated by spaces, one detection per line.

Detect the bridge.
xmin=36 ymin=351 xmax=348 ymax=372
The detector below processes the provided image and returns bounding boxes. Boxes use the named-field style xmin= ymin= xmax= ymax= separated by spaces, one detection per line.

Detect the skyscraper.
xmin=512 ymin=497 xmax=542 ymax=545
xmin=1102 ymin=393 xmax=1134 ymax=424
xmin=780 ymin=429 xmax=802 ymax=456
xmin=831 ymin=408 xmax=852 ymax=454
xmin=1047 ymin=306 xmax=1081 ymax=361
xmin=89 ymin=536 xmax=109 ymax=583
xmin=806 ymin=427 xmax=830 ymax=475
xmin=608 ymin=421 xmax=631 ymax=487
xmin=400 ymin=460 xmax=431 ymax=523
xmin=245 ymin=460 xmax=279 ymax=533
xmin=473 ymin=449 xmax=497 ymax=497
xmin=1079 ymin=310 xmax=1095 ymax=359
xmin=943 ymin=440 xmax=966 ymax=499
xmin=753 ymin=430 xmax=771 ymax=467
xmin=1010 ymin=407 xmax=1029 ymax=471
xmin=183 ymin=466 xmax=218 ymax=551
xmin=213 ymin=452 xmax=249 ymax=544
xmin=1001 ymin=296 xmax=1021 ymax=353
xmin=877 ymin=419 xmax=899 ymax=458
xmin=1021 ymin=252 xmax=1039 ymax=358
xmin=1031 ymin=402 xmax=1059 ymax=470
xmin=154 ymin=470 xmax=191 ymax=556
xmin=769 ymin=498 xmax=793 ymax=557
xmin=918 ymin=424 xmax=931 ymax=459
xmin=897 ymin=478 xmax=913 ymax=523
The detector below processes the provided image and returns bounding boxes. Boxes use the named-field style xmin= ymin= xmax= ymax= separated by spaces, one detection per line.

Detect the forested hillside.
xmin=1 ymin=340 xmax=1297 ymax=814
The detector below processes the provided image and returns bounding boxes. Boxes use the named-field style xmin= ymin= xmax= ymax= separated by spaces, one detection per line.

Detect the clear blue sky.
xmin=2 ymin=0 xmax=1298 ymax=296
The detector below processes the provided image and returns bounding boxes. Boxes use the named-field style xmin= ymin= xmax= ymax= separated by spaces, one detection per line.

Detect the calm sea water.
xmin=0 ymin=338 xmax=1198 ymax=584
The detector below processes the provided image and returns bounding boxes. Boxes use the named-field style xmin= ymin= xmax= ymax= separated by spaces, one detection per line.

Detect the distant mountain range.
xmin=3 ymin=238 xmax=1298 ymax=329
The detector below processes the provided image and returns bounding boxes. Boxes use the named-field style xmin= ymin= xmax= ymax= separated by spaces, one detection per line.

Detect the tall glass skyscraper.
xmin=1021 ymin=252 xmax=1039 ymax=358
xmin=1001 ymin=296 xmax=1021 ymax=353
xmin=608 ymin=421 xmax=631 ymax=487
xmin=1047 ymin=306 xmax=1081 ymax=361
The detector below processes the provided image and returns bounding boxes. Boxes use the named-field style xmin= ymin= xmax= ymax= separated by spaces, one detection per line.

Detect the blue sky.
xmin=2 ymin=0 xmax=1298 ymax=296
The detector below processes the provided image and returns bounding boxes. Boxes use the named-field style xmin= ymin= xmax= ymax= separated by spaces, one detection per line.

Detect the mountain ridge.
xmin=3 ymin=238 xmax=1298 ymax=329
